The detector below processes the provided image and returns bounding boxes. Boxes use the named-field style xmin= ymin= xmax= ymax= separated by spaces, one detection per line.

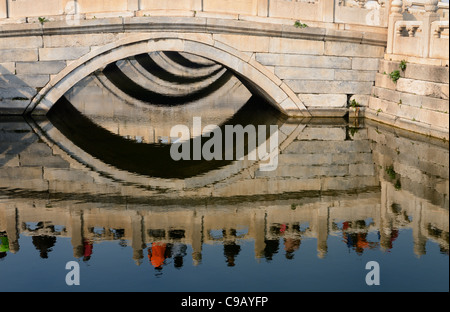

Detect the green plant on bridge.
xmin=38 ymin=17 xmax=49 ymax=25
xmin=385 ymin=166 xmax=396 ymax=180
xmin=399 ymin=59 xmax=407 ymax=71
xmin=349 ymin=99 xmax=360 ymax=108
xmin=389 ymin=70 xmax=401 ymax=83
xmin=294 ymin=20 xmax=308 ymax=28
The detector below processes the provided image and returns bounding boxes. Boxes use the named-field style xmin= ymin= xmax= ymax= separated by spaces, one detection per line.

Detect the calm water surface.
xmin=0 ymin=52 xmax=448 ymax=292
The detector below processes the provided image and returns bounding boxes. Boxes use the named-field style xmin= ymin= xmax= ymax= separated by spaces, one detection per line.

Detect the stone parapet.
xmin=0 ymin=0 xmax=390 ymax=29
xmin=367 ymin=59 xmax=449 ymax=140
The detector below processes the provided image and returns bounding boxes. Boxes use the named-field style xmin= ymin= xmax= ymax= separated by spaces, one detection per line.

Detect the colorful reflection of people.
xmin=172 ymin=243 xmax=187 ymax=269
xmin=342 ymin=221 xmax=378 ymax=255
xmin=83 ymin=239 xmax=93 ymax=262
xmin=0 ymin=234 xmax=9 ymax=260
xmin=379 ymin=229 xmax=399 ymax=251
xmin=284 ymin=237 xmax=301 ymax=260
xmin=148 ymin=242 xmax=168 ymax=270
xmin=224 ymin=242 xmax=241 ymax=267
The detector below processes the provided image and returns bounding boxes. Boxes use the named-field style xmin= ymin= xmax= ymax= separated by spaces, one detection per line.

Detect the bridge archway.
xmin=24 ymin=33 xmax=310 ymax=116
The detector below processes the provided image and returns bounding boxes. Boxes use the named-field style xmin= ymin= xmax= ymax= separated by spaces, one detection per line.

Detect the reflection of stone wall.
xmin=1 ymin=117 xmax=448 ymax=264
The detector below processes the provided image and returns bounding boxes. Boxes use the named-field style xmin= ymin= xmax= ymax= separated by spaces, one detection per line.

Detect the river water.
xmin=0 ymin=52 xmax=448 ymax=292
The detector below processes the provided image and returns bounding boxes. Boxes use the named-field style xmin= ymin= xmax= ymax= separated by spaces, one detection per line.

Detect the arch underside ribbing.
xmin=24 ymin=33 xmax=310 ymax=117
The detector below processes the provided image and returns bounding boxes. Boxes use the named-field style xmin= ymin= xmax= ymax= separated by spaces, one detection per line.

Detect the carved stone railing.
xmin=335 ymin=0 xmax=388 ymax=26
xmin=0 ymin=0 xmax=389 ymax=28
xmin=387 ymin=0 xmax=449 ymax=63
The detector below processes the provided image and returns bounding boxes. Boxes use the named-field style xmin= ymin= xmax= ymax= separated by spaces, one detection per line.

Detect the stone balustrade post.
xmin=421 ymin=0 xmax=440 ymax=58
xmin=320 ymin=0 xmax=335 ymax=23
xmin=257 ymin=0 xmax=269 ymax=17
xmin=127 ymin=0 xmax=140 ymax=12
xmin=192 ymin=0 xmax=203 ymax=12
xmin=0 ymin=0 xmax=8 ymax=18
xmin=387 ymin=0 xmax=403 ymax=54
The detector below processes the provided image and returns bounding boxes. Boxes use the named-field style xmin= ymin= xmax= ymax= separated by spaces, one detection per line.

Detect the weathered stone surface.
xmin=297 ymin=127 xmax=347 ymax=141
xmin=1 ymin=74 xmax=50 ymax=88
xmin=298 ymin=94 xmax=347 ymax=107
xmin=16 ymin=61 xmax=67 ymax=75
xmin=256 ymin=53 xmax=352 ymax=69
xmin=325 ymin=41 xmax=385 ymax=58
xmin=352 ymin=57 xmax=380 ymax=71
xmin=275 ymin=67 xmax=335 ymax=80
xmin=39 ymin=47 xmax=91 ymax=61
xmin=0 ymin=49 xmax=39 ymax=62
xmin=213 ymin=34 xmax=269 ymax=53
xmin=396 ymin=78 xmax=449 ymax=99
xmin=0 ymin=36 xmax=43 ymax=49
xmin=372 ymin=86 xmax=449 ymax=113
xmin=349 ymin=94 xmax=370 ymax=107
xmin=269 ymin=37 xmax=324 ymax=55
xmin=43 ymin=33 xmax=119 ymax=48
xmin=334 ymin=69 xmax=377 ymax=82
xmin=0 ymin=62 xmax=15 ymax=74
xmin=286 ymin=80 xmax=373 ymax=94
xmin=0 ymin=99 xmax=30 ymax=114
xmin=369 ymin=96 xmax=449 ymax=128
xmin=0 ymin=85 xmax=36 ymax=99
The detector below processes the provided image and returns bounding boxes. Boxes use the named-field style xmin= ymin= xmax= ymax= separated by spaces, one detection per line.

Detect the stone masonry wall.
xmin=366 ymin=59 xmax=449 ymax=140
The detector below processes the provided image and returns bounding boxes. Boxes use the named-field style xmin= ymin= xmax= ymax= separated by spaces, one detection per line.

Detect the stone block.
xmin=43 ymin=33 xmax=119 ymax=48
xmin=396 ymin=78 xmax=449 ymax=99
xmin=321 ymin=176 xmax=379 ymax=190
xmin=349 ymin=94 xmax=370 ymax=107
xmin=297 ymin=127 xmax=347 ymax=141
xmin=404 ymin=63 xmax=449 ymax=84
xmin=16 ymin=61 xmax=67 ymax=75
xmin=334 ymin=69 xmax=376 ymax=82
xmin=297 ymin=94 xmax=347 ymax=107
xmin=19 ymin=153 xmax=70 ymax=168
xmin=0 ymin=1 xmax=5 ymax=19
xmin=369 ymin=96 xmax=449 ymax=129
xmin=352 ymin=57 xmax=380 ymax=71
xmin=0 ymin=166 xmax=43 ymax=180
xmin=0 ymin=36 xmax=43 ymax=49
xmin=374 ymin=72 xmax=397 ymax=90
xmin=0 ymin=85 xmax=36 ymax=100
xmin=324 ymin=41 xmax=385 ymax=58
xmin=203 ymin=0 xmax=257 ymax=15
xmin=286 ymin=80 xmax=373 ymax=94
xmin=372 ymin=86 xmax=449 ymax=112
xmin=1 ymin=74 xmax=50 ymax=88
xmin=275 ymin=67 xmax=335 ymax=80
xmin=331 ymin=152 xmax=373 ymax=165
xmin=285 ymin=140 xmax=371 ymax=155
xmin=43 ymin=168 xmax=93 ymax=183
xmin=8 ymin=0 xmax=66 ymax=17
xmin=77 ymin=0 xmax=128 ymax=14
xmin=213 ymin=34 xmax=269 ymax=53
xmin=0 ymin=62 xmax=16 ymax=74
xmin=0 ymin=99 xmax=30 ymax=115
xmin=0 ymin=155 xmax=20 ymax=167
xmin=0 ymin=49 xmax=38 ymax=62
xmin=256 ymin=53 xmax=351 ymax=68
xmin=39 ymin=47 xmax=90 ymax=61
xmin=269 ymin=37 xmax=324 ymax=55
xmin=349 ymin=163 xmax=375 ymax=176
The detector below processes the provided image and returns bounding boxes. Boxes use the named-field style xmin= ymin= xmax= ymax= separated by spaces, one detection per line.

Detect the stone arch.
xmin=24 ymin=33 xmax=310 ymax=116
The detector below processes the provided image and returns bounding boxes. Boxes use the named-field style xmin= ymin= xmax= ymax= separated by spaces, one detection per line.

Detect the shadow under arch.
xmin=23 ymin=33 xmax=310 ymax=117
xmin=46 ymin=95 xmax=286 ymax=179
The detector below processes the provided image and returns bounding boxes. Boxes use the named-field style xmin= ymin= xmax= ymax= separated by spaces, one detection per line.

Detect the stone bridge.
xmin=0 ymin=0 xmax=449 ymax=138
